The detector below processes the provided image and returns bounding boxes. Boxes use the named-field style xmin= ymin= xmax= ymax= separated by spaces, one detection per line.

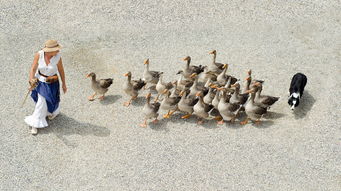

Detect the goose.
xmin=193 ymin=91 xmax=214 ymax=124
xmin=178 ymin=90 xmax=198 ymax=119
xmin=123 ymin=71 xmax=146 ymax=106
xmin=143 ymin=59 xmax=162 ymax=88
xmin=140 ymin=93 xmax=161 ymax=127
xmin=240 ymin=86 xmax=268 ymax=125
xmin=181 ymin=56 xmax=205 ymax=79
xmin=208 ymin=50 xmax=224 ymax=74
xmin=254 ymin=82 xmax=279 ymax=108
xmin=155 ymin=73 xmax=173 ymax=99
xmin=216 ymin=64 xmax=238 ymax=86
xmin=160 ymin=89 xmax=181 ymax=118
xmin=217 ymin=89 xmax=243 ymax=125
xmin=230 ymin=83 xmax=248 ymax=105
xmin=86 ymin=72 xmax=113 ymax=101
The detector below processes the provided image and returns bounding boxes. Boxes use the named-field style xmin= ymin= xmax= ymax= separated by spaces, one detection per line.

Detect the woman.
xmin=25 ymin=40 xmax=67 ymax=135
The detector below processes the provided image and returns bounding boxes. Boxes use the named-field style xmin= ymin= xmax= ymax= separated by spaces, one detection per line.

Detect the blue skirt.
xmin=31 ymin=81 xmax=60 ymax=113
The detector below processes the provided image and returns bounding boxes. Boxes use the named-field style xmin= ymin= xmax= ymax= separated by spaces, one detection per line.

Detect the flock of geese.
xmin=87 ymin=50 xmax=280 ymax=127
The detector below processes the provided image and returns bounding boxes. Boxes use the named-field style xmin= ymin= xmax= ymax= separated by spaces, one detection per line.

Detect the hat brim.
xmin=42 ymin=44 xmax=62 ymax=52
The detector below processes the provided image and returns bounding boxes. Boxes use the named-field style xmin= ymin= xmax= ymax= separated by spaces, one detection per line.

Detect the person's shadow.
xmin=293 ymin=91 xmax=315 ymax=119
xmin=39 ymin=114 xmax=110 ymax=148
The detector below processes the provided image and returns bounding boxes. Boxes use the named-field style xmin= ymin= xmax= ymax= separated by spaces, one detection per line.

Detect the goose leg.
xmin=163 ymin=111 xmax=170 ymax=118
xmin=139 ymin=120 xmax=147 ymax=128
xmin=254 ymin=119 xmax=261 ymax=125
xmin=152 ymin=118 xmax=159 ymax=124
xmin=181 ymin=113 xmax=192 ymax=119
xmin=167 ymin=109 xmax=177 ymax=118
xmin=124 ymin=96 xmax=137 ymax=107
xmin=154 ymin=94 xmax=160 ymax=102
xmin=99 ymin=94 xmax=105 ymax=100
xmin=88 ymin=93 xmax=97 ymax=101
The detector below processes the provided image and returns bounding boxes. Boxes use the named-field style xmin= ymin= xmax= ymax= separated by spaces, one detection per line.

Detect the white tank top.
xmin=35 ymin=50 xmax=61 ymax=82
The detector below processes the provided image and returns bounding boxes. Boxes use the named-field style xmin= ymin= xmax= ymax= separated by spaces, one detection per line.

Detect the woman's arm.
xmin=57 ymin=57 xmax=67 ymax=93
xmin=29 ymin=53 xmax=39 ymax=82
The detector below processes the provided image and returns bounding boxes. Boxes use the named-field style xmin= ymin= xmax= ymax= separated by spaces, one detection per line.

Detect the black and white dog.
xmin=288 ymin=73 xmax=307 ymax=110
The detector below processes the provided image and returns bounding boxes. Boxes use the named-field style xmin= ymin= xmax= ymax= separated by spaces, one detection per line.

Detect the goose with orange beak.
xmin=208 ymin=50 xmax=224 ymax=74
xmin=254 ymin=82 xmax=279 ymax=109
xmin=216 ymin=64 xmax=238 ymax=86
xmin=240 ymin=86 xmax=268 ymax=125
xmin=143 ymin=59 xmax=162 ymax=88
xmin=86 ymin=72 xmax=113 ymax=101
xmin=193 ymin=91 xmax=214 ymax=124
xmin=181 ymin=56 xmax=205 ymax=79
xmin=155 ymin=72 xmax=173 ymax=99
xmin=230 ymin=82 xmax=249 ymax=105
xmin=160 ymin=89 xmax=180 ymax=118
xmin=123 ymin=71 xmax=146 ymax=106
xmin=140 ymin=93 xmax=160 ymax=127
xmin=216 ymin=88 xmax=243 ymax=125
xmin=178 ymin=90 xmax=198 ymax=119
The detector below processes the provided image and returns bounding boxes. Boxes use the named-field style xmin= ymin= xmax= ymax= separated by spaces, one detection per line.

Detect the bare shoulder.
xmin=34 ymin=52 xmax=40 ymax=58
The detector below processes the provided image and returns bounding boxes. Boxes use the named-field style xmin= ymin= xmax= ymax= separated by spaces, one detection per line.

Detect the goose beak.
xmin=144 ymin=59 xmax=149 ymax=65
xmin=209 ymin=50 xmax=216 ymax=54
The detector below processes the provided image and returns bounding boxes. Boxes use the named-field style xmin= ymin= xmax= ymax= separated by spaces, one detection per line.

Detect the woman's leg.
xmin=24 ymin=93 xmax=48 ymax=134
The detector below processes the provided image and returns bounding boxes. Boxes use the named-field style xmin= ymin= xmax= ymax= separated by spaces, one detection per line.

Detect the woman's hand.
xmin=62 ymin=83 xmax=67 ymax=94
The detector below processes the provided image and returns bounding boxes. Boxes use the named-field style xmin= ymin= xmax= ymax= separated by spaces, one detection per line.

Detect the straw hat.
xmin=42 ymin=39 xmax=62 ymax=52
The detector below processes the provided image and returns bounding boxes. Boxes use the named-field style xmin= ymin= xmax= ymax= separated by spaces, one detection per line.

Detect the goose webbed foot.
xmin=217 ymin=120 xmax=224 ymax=125
xmin=139 ymin=120 xmax=147 ymax=128
xmin=99 ymin=95 xmax=105 ymax=100
xmin=152 ymin=118 xmax=159 ymax=124
xmin=88 ymin=93 xmax=96 ymax=101
xmin=181 ymin=114 xmax=192 ymax=119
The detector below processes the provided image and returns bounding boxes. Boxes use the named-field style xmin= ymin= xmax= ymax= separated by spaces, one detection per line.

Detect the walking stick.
xmin=21 ymin=78 xmax=38 ymax=108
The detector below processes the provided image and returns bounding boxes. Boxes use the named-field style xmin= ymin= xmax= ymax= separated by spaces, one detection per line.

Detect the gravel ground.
xmin=1 ymin=0 xmax=340 ymax=190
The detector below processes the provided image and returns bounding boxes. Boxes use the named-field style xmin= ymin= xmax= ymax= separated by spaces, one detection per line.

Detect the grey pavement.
xmin=0 ymin=0 xmax=340 ymax=190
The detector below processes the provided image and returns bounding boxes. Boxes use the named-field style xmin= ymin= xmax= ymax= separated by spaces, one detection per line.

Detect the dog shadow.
xmin=39 ymin=114 xmax=110 ymax=147
xmin=293 ymin=91 xmax=315 ymax=119
xmin=100 ymin=95 xmax=122 ymax=105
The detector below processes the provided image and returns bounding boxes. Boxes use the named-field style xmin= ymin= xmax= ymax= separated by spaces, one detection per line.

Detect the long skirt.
xmin=24 ymin=81 xmax=60 ymax=128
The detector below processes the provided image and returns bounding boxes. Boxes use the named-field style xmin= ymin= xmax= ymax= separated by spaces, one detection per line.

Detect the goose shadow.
xmin=131 ymin=96 xmax=146 ymax=107
xmin=160 ymin=112 xmax=222 ymax=129
xmin=251 ymin=120 xmax=274 ymax=128
xmin=293 ymin=91 xmax=315 ymax=119
xmin=100 ymin=95 xmax=122 ymax=105
xmin=148 ymin=118 xmax=170 ymax=132
xmin=39 ymin=114 xmax=110 ymax=147
xmin=263 ymin=111 xmax=286 ymax=119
